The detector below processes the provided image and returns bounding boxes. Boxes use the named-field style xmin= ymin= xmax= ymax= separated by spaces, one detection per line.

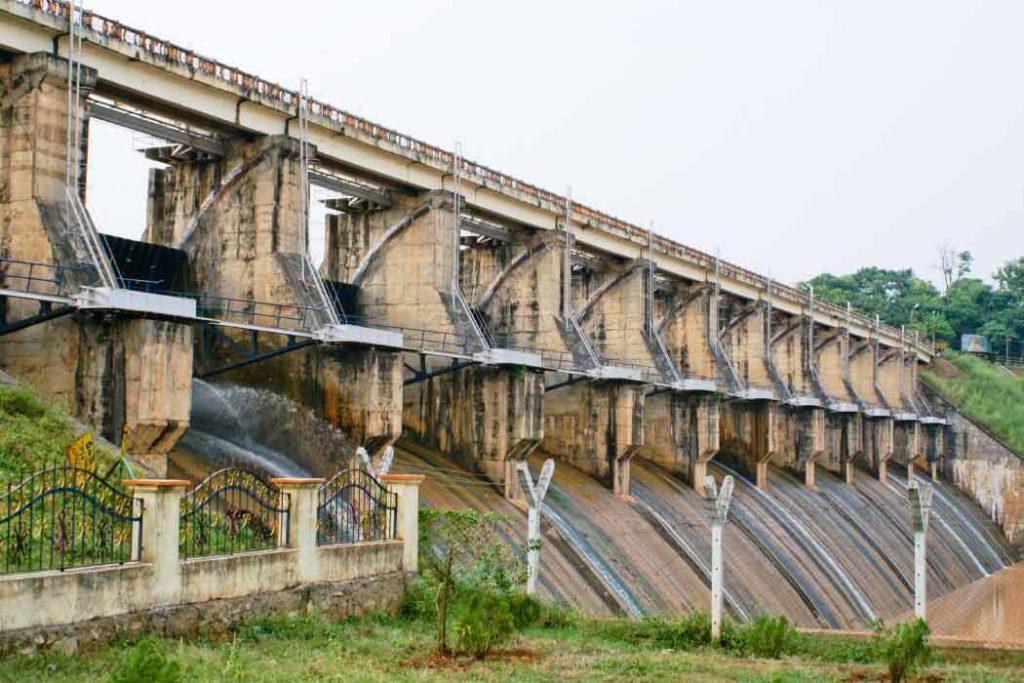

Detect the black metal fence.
xmin=317 ymin=468 xmax=397 ymax=546
xmin=179 ymin=468 xmax=289 ymax=559
xmin=1 ymin=465 xmax=140 ymax=574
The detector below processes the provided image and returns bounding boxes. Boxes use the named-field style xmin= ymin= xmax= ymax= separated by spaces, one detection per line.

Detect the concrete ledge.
xmin=787 ymin=395 xmax=823 ymax=408
xmin=826 ymin=401 xmax=860 ymax=413
xmin=920 ymin=416 xmax=947 ymax=425
xmin=864 ymin=407 xmax=892 ymax=418
xmin=588 ymin=365 xmax=643 ymax=382
xmin=892 ymin=411 xmax=920 ymax=422
xmin=314 ymin=323 xmax=403 ymax=349
xmin=73 ymin=287 xmax=197 ymax=319
xmin=473 ymin=348 xmax=543 ymax=368
xmin=73 ymin=288 xmax=196 ymax=321
xmin=740 ymin=387 xmax=776 ymax=401
xmin=671 ymin=378 xmax=717 ymax=393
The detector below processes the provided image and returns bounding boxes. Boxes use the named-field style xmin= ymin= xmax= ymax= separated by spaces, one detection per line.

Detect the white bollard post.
xmin=705 ymin=474 xmax=734 ymax=642
xmin=908 ymin=481 xmax=934 ymax=620
xmin=518 ymin=459 xmax=555 ymax=596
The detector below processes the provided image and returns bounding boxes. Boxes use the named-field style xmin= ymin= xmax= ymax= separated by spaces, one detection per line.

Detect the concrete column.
xmin=824 ymin=412 xmax=864 ymax=485
xmin=894 ymin=421 xmax=922 ymax=480
xmin=126 ymin=479 xmax=190 ymax=604
xmin=864 ymin=416 xmax=895 ymax=483
xmin=542 ymin=380 xmax=644 ymax=497
xmin=720 ymin=401 xmax=782 ymax=489
xmin=270 ymin=478 xmax=324 ymax=582
xmin=923 ymin=424 xmax=945 ymax=481
xmin=381 ymin=474 xmax=424 ymax=573
xmin=794 ymin=407 xmax=826 ymax=487
xmin=641 ymin=391 xmax=719 ymax=495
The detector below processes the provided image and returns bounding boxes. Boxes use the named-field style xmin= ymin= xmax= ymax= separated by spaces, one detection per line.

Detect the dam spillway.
xmin=169 ymin=380 xmax=1014 ymax=631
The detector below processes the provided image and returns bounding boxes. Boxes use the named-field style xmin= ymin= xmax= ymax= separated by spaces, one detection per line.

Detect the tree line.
xmin=798 ymin=252 xmax=1024 ymax=354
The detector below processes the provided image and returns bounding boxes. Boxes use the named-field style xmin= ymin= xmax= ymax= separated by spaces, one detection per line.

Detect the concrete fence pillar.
xmin=381 ymin=474 xmax=424 ymax=573
xmin=270 ymin=478 xmax=325 ymax=582
xmin=125 ymin=479 xmax=190 ymax=604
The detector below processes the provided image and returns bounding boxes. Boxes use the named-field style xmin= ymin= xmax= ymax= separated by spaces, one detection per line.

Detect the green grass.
xmin=0 ymin=382 xmax=119 ymax=488
xmin=922 ymin=352 xmax=1024 ymax=455
xmin=2 ymin=612 xmax=1022 ymax=683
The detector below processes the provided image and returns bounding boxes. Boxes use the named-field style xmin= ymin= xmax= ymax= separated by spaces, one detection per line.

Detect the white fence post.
xmin=908 ymin=481 xmax=934 ymax=620
xmin=517 ymin=459 xmax=555 ymax=596
xmin=705 ymin=474 xmax=734 ymax=642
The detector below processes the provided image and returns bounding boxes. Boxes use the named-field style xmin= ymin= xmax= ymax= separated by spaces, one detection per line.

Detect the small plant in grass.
xmin=737 ymin=614 xmax=796 ymax=659
xmin=873 ymin=619 xmax=931 ymax=683
xmin=417 ymin=508 xmax=531 ymax=656
xmin=107 ymin=638 xmax=181 ymax=683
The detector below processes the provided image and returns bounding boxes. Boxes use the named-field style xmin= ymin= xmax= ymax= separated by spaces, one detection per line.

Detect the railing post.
xmin=269 ymin=478 xmax=323 ymax=582
xmin=381 ymin=474 xmax=425 ymax=573
xmin=125 ymin=479 xmax=190 ymax=604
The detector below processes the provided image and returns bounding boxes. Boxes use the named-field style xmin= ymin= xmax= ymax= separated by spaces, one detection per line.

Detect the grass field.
xmin=3 ymin=612 xmax=1023 ymax=683
xmin=921 ymin=352 xmax=1024 ymax=454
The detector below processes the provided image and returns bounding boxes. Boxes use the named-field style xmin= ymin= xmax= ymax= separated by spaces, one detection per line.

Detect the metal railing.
xmin=316 ymin=468 xmax=397 ymax=546
xmin=179 ymin=468 xmax=289 ymax=559
xmin=1 ymin=464 xmax=140 ymax=575
xmin=0 ymin=257 xmax=88 ymax=297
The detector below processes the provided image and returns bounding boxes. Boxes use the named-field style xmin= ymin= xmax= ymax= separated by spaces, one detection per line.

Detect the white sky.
xmin=84 ymin=0 xmax=1024 ymax=288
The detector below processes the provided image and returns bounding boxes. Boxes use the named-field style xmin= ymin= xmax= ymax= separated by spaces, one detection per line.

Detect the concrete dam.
xmin=0 ymin=0 xmax=1020 ymax=634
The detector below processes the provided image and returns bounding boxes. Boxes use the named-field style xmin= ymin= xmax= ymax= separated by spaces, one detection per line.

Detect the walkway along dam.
xmin=0 ymin=0 xmax=1021 ymax=635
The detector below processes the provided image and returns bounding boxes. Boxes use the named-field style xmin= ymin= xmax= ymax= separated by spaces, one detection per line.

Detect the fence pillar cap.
xmin=380 ymin=474 xmax=425 ymax=485
xmin=124 ymin=479 xmax=192 ymax=490
xmin=268 ymin=477 xmax=325 ymax=487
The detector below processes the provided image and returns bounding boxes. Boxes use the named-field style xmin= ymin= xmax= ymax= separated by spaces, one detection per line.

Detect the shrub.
xmin=676 ymin=610 xmax=713 ymax=648
xmin=452 ymin=589 xmax=517 ymax=658
xmin=417 ymin=508 xmax=526 ymax=654
xmin=874 ymin=619 xmax=931 ymax=683
xmin=507 ymin=591 xmax=543 ymax=630
xmin=737 ymin=615 xmax=796 ymax=659
xmin=107 ymin=638 xmax=181 ymax=683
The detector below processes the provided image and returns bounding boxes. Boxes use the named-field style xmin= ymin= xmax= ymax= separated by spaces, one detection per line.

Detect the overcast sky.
xmin=84 ymin=0 xmax=1024 ymax=289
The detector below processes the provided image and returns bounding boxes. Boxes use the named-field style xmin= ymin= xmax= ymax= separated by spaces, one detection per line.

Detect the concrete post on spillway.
xmin=324 ymin=190 xmax=543 ymax=498
xmin=0 ymin=53 xmax=191 ymax=474
xmin=642 ymin=282 xmax=720 ymax=495
xmin=144 ymin=134 xmax=402 ymax=464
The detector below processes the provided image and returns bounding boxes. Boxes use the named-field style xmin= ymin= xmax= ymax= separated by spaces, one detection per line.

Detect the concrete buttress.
xmin=325 ymin=191 xmax=543 ymax=497
xmin=145 ymin=134 xmax=401 ymax=469
xmin=0 ymin=53 xmax=191 ymax=473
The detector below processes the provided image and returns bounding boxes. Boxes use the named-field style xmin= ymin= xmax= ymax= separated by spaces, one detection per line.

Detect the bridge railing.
xmin=0 ymin=257 xmax=90 ymax=298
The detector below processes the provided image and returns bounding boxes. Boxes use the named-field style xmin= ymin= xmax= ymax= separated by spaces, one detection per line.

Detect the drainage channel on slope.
xmin=714 ymin=462 xmax=878 ymax=624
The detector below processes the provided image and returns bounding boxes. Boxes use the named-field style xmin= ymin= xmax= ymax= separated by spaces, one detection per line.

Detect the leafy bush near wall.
xmin=873 ymin=619 xmax=932 ymax=683
xmin=922 ymin=352 xmax=1024 ymax=454
xmin=412 ymin=508 xmax=539 ymax=658
xmin=0 ymin=383 xmax=119 ymax=488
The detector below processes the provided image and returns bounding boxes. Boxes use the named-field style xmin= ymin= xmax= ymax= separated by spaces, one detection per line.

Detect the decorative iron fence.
xmin=179 ymin=469 xmax=289 ymax=559
xmin=317 ymin=469 xmax=397 ymax=546
xmin=1 ymin=465 xmax=140 ymax=574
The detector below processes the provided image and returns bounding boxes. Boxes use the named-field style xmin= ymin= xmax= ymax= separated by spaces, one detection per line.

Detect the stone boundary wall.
xmin=0 ymin=476 xmax=422 ymax=639
xmin=921 ymin=384 xmax=1024 ymax=545
xmin=0 ymin=571 xmax=405 ymax=656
